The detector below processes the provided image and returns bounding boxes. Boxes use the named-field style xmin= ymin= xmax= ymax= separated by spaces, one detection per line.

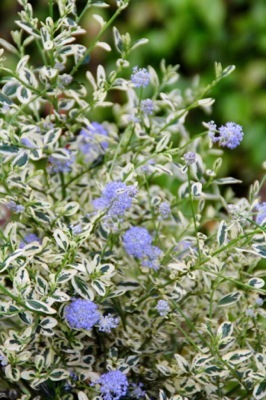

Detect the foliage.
xmin=0 ymin=1 xmax=265 ymax=399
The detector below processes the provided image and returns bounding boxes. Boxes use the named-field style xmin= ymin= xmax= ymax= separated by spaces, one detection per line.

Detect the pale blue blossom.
xmin=94 ymin=370 xmax=129 ymax=400
xmin=131 ymin=67 xmax=150 ymax=87
xmin=123 ymin=226 xmax=162 ymax=270
xmin=208 ymin=121 xmax=244 ymax=149
xmin=93 ymin=181 xmax=137 ymax=217
xmin=140 ymin=99 xmax=154 ymax=115
xmin=65 ymin=299 xmax=100 ymax=330
xmin=19 ymin=233 xmax=42 ymax=249
xmin=98 ymin=314 xmax=119 ymax=333
xmin=156 ymin=300 xmax=170 ymax=316
xmin=256 ymin=202 xmax=266 ymax=225
xmin=159 ymin=202 xmax=171 ymax=219
xmin=184 ymin=151 xmax=196 ymax=165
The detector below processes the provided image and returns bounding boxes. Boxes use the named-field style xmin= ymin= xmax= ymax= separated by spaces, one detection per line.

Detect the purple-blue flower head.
xmin=79 ymin=122 xmax=108 ymax=155
xmin=256 ymin=202 xmax=266 ymax=225
xmin=123 ymin=227 xmax=153 ymax=258
xmin=98 ymin=314 xmax=119 ymax=333
xmin=65 ymin=299 xmax=100 ymax=330
xmin=95 ymin=370 xmax=128 ymax=400
xmin=19 ymin=233 xmax=42 ymax=249
xmin=93 ymin=181 xmax=137 ymax=217
xmin=184 ymin=151 xmax=196 ymax=165
xmin=6 ymin=200 xmax=25 ymax=214
xmin=123 ymin=226 xmax=162 ymax=270
xmin=131 ymin=383 xmax=146 ymax=399
xmin=131 ymin=67 xmax=150 ymax=88
xmin=48 ymin=150 xmax=75 ymax=173
xmin=208 ymin=121 xmax=244 ymax=149
xmin=140 ymin=99 xmax=154 ymax=115
xmin=156 ymin=300 xmax=170 ymax=316
xmin=159 ymin=202 xmax=171 ymax=219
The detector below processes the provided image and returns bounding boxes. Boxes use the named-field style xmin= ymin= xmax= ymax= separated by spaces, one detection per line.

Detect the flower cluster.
xmin=98 ymin=314 xmax=119 ymax=333
xmin=65 ymin=299 xmax=100 ymax=330
xmin=93 ymin=181 xmax=137 ymax=217
xmin=156 ymin=300 xmax=170 ymax=316
xmin=48 ymin=151 xmax=75 ymax=173
xmin=19 ymin=233 xmax=42 ymax=249
xmin=131 ymin=66 xmax=150 ymax=87
xmin=140 ymin=99 xmax=154 ymax=115
xmin=94 ymin=370 xmax=129 ymax=400
xmin=6 ymin=200 xmax=25 ymax=213
xmin=208 ymin=121 xmax=244 ymax=149
xmin=256 ymin=202 xmax=266 ymax=225
xmin=123 ymin=226 xmax=162 ymax=269
xmin=159 ymin=201 xmax=171 ymax=219
xmin=79 ymin=122 xmax=109 ymax=158
xmin=184 ymin=151 xmax=196 ymax=165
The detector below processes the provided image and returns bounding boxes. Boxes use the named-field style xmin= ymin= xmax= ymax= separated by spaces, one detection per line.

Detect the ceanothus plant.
xmin=0 ymin=0 xmax=265 ymax=399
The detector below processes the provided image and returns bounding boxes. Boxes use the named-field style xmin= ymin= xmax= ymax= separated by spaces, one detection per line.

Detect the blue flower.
xmin=131 ymin=383 xmax=146 ymax=398
xmin=79 ymin=122 xmax=108 ymax=156
xmin=93 ymin=181 xmax=137 ymax=217
xmin=123 ymin=227 xmax=162 ymax=270
xmin=95 ymin=370 xmax=129 ymax=400
xmin=71 ymin=224 xmax=82 ymax=235
xmin=156 ymin=300 xmax=170 ymax=316
xmin=48 ymin=150 xmax=75 ymax=173
xmin=98 ymin=314 xmax=119 ymax=333
xmin=208 ymin=121 xmax=244 ymax=149
xmin=256 ymin=297 xmax=264 ymax=307
xmin=19 ymin=233 xmax=42 ymax=249
xmin=131 ymin=67 xmax=150 ymax=88
xmin=256 ymin=202 xmax=266 ymax=225
xmin=159 ymin=202 xmax=171 ymax=219
xmin=65 ymin=299 xmax=100 ymax=330
xmin=140 ymin=99 xmax=154 ymax=115
xmin=0 ymin=355 xmax=8 ymax=366
xmin=183 ymin=151 xmax=196 ymax=165
xmin=6 ymin=200 xmax=25 ymax=214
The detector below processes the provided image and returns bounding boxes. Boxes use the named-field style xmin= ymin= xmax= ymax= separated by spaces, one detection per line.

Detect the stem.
xmin=187 ymin=168 xmax=202 ymax=261
xmin=70 ymin=7 xmax=124 ymax=76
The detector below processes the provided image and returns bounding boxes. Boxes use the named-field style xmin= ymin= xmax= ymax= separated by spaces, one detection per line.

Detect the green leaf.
xmin=12 ymin=151 xmax=29 ymax=167
xmin=174 ymin=354 xmax=190 ymax=373
xmin=57 ymin=270 xmax=76 ymax=283
xmin=214 ymin=177 xmax=242 ymax=185
xmin=53 ymin=229 xmax=69 ymax=250
xmin=0 ymin=91 xmax=14 ymax=105
xmin=192 ymin=182 xmax=202 ymax=196
xmin=223 ymin=349 xmax=253 ymax=365
xmin=218 ymin=336 xmax=235 ymax=352
xmin=218 ymin=292 xmax=241 ymax=307
xmin=18 ymin=312 xmax=33 ymax=325
xmin=92 ymin=279 xmax=106 ymax=296
xmin=253 ymin=381 xmax=266 ymax=400
xmin=113 ymin=27 xmax=123 ymax=53
xmin=0 ymin=145 xmax=19 ymax=154
xmin=217 ymin=220 xmax=227 ymax=246
xmin=217 ymin=321 xmax=233 ymax=339
xmin=49 ymin=369 xmax=69 ymax=381
xmin=204 ymin=365 xmax=223 ymax=376
xmin=248 ymin=278 xmax=265 ymax=289
xmin=252 ymin=244 xmax=266 ymax=258
xmin=71 ymin=276 xmax=94 ymax=299
xmin=25 ymin=300 xmax=56 ymax=314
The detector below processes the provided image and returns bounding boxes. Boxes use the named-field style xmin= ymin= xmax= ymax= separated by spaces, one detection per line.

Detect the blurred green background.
xmin=1 ymin=0 xmax=266 ymax=195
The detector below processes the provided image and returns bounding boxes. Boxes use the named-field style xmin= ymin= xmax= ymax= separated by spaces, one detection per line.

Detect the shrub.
xmin=0 ymin=0 xmax=265 ymax=399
